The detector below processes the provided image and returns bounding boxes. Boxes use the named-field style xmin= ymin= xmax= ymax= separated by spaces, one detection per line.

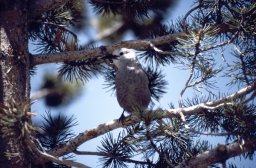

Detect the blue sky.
xmin=30 ymin=0 xmax=255 ymax=167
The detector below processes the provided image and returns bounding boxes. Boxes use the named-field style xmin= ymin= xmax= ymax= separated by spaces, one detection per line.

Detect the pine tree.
xmin=0 ymin=0 xmax=255 ymax=167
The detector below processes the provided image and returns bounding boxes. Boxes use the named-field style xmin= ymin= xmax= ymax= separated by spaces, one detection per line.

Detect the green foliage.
xmin=32 ymin=111 xmax=77 ymax=168
xmin=58 ymin=45 xmax=111 ymax=83
xmin=89 ymin=0 xmax=177 ymax=19
xmin=146 ymin=67 xmax=168 ymax=101
xmin=98 ymin=132 xmax=135 ymax=168
xmin=88 ymin=0 xmax=179 ymax=43
xmin=97 ymin=113 xmax=212 ymax=167
xmin=29 ymin=0 xmax=85 ymax=54
xmin=188 ymin=99 xmax=256 ymax=141
xmin=139 ymin=24 xmax=179 ymax=66
xmin=37 ymin=111 xmax=77 ymax=149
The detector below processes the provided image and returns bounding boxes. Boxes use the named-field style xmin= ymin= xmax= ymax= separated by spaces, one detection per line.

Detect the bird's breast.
xmin=115 ymin=66 xmax=151 ymax=113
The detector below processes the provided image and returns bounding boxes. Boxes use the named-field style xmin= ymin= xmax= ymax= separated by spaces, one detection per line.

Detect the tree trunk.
xmin=0 ymin=2 xmax=31 ymax=168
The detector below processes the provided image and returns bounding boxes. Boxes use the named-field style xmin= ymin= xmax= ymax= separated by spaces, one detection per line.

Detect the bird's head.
xmin=112 ymin=48 xmax=136 ymax=69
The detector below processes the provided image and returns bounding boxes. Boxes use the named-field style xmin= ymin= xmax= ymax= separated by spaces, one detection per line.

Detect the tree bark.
xmin=0 ymin=2 xmax=31 ymax=168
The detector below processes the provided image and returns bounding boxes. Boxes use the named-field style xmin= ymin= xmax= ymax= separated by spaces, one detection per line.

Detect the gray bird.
xmin=112 ymin=48 xmax=151 ymax=115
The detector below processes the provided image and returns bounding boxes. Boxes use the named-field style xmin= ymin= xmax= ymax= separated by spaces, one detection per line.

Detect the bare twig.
xmin=178 ymin=51 xmax=198 ymax=128
xmin=179 ymin=54 xmax=198 ymax=107
xmin=30 ymin=89 xmax=52 ymax=100
xmin=233 ymin=45 xmax=250 ymax=85
xmin=182 ymin=4 xmax=200 ymax=29
xmin=201 ymin=31 xmax=238 ymax=52
xmin=148 ymin=42 xmax=188 ymax=57
xmin=189 ymin=128 xmax=232 ymax=136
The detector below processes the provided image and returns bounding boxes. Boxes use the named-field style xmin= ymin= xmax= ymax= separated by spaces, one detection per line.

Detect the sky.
xmin=30 ymin=0 xmax=255 ymax=167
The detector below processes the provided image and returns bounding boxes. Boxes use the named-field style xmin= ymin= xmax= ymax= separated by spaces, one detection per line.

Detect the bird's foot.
xmin=118 ymin=112 xmax=126 ymax=124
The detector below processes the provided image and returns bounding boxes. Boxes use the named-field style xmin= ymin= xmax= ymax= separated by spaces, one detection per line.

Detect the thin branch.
xmin=189 ymin=128 xmax=232 ymax=136
xmin=244 ymin=91 xmax=256 ymax=104
xmin=146 ymin=127 xmax=174 ymax=167
xmin=182 ymin=4 xmax=200 ymax=29
xmin=148 ymin=42 xmax=189 ymax=57
xmin=34 ymin=21 xmax=78 ymax=41
xmin=174 ymin=137 xmax=256 ymax=168
xmin=166 ymin=81 xmax=256 ymax=117
xmin=24 ymin=128 xmax=90 ymax=168
xmin=29 ymin=0 xmax=70 ymax=20
xmin=233 ymin=45 xmax=250 ymax=85
xmin=35 ymin=149 xmax=90 ymax=168
xmin=179 ymin=27 xmax=204 ymax=108
xmin=206 ymin=81 xmax=256 ymax=106
xmin=179 ymin=54 xmax=198 ymax=107
xmin=30 ymin=89 xmax=52 ymax=100
xmin=201 ymin=31 xmax=238 ymax=51
xmin=31 ymin=23 xmax=234 ymax=66
xmin=47 ymin=116 xmax=137 ymax=157
xmin=45 ymin=82 xmax=256 ymax=158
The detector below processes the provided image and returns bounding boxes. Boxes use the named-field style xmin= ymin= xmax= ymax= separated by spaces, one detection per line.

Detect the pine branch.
xmin=174 ymin=137 xmax=256 ymax=168
xmin=29 ymin=0 xmax=70 ymax=20
xmin=31 ymin=32 xmax=185 ymax=66
xmin=47 ymin=117 xmax=133 ymax=157
xmin=44 ymin=82 xmax=256 ymax=158
xmin=31 ymin=23 xmax=234 ymax=66
xmin=26 ymin=137 xmax=90 ymax=168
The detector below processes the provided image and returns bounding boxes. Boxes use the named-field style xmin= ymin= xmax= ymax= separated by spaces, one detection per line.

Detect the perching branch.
xmin=175 ymin=137 xmax=256 ymax=168
xmin=46 ymin=82 xmax=256 ymax=158
xmin=47 ymin=117 xmax=137 ymax=157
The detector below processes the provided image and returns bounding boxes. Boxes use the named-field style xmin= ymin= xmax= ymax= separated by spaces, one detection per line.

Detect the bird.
xmin=112 ymin=48 xmax=151 ymax=117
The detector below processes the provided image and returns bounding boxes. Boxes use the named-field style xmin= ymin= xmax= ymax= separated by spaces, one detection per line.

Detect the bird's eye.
xmin=120 ymin=52 xmax=124 ymax=56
